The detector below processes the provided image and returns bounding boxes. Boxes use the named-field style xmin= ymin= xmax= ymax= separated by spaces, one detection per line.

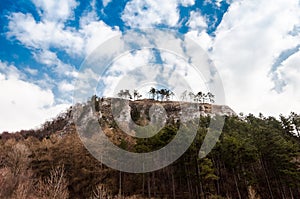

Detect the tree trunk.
xmin=172 ymin=169 xmax=176 ymax=199
xmin=185 ymin=164 xmax=192 ymax=199
xmin=277 ymin=176 xmax=287 ymax=199
xmin=152 ymin=172 xmax=156 ymax=197
xmin=260 ymin=157 xmax=274 ymax=199
xmin=233 ymin=168 xmax=242 ymax=199
xmin=119 ymin=171 xmax=122 ymax=199
xmin=142 ymin=173 xmax=145 ymax=196
xmin=289 ymin=187 xmax=294 ymax=199
xmin=148 ymin=173 xmax=151 ymax=199
xmin=196 ymin=158 xmax=205 ymax=199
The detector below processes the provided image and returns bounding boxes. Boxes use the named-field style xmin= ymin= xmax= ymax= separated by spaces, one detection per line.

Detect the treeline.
xmin=0 ymin=109 xmax=299 ymax=198
xmin=116 ymin=88 xmax=175 ymax=101
xmin=116 ymin=88 xmax=215 ymax=103
xmin=0 ymin=109 xmax=72 ymax=141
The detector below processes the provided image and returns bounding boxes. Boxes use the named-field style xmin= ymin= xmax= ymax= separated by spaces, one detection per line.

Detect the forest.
xmin=0 ymin=96 xmax=299 ymax=199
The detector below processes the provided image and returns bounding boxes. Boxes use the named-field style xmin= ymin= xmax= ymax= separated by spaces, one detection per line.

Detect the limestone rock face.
xmin=92 ymin=98 xmax=235 ymax=125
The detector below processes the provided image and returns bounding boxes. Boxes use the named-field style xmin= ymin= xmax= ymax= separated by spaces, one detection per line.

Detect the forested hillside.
xmin=0 ymin=99 xmax=299 ymax=199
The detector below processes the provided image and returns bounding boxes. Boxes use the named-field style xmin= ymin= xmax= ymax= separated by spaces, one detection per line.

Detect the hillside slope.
xmin=0 ymin=98 xmax=299 ymax=199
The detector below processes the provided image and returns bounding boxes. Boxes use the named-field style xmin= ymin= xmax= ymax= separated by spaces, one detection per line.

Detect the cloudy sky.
xmin=0 ymin=0 xmax=300 ymax=132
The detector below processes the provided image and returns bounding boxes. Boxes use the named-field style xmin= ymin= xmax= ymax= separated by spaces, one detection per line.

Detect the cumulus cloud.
xmin=7 ymin=13 xmax=84 ymax=56
xmin=210 ymin=0 xmax=300 ymax=116
xmin=59 ymin=81 xmax=75 ymax=92
xmin=122 ymin=0 xmax=195 ymax=28
xmin=187 ymin=10 xmax=207 ymax=30
xmin=7 ymin=1 xmax=120 ymax=58
xmin=80 ymin=19 xmax=120 ymax=55
xmin=0 ymin=61 xmax=23 ymax=80
xmin=96 ymin=34 xmax=211 ymax=101
xmin=32 ymin=0 xmax=79 ymax=22
xmin=6 ymin=0 xmax=120 ymax=110
xmin=277 ymin=51 xmax=300 ymax=101
xmin=185 ymin=10 xmax=212 ymax=51
xmin=33 ymin=50 xmax=77 ymax=77
xmin=0 ymin=62 xmax=70 ymax=132
xmin=4 ymin=0 xmax=300 ymax=124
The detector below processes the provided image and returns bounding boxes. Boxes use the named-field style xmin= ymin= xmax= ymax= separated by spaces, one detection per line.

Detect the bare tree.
xmin=170 ymin=91 xmax=175 ymax=101
xmin=117 ymin=90 xmax=124 ymax=98
xmin=6 ymin=143 xmax=31 ymax=176
xmin=0 ymin=143 xmax=33 ymax=199
xmin=181 ymin=90 xmax=187 ymax=101
xmin=118 ymin=90 xmax=132 ymax=100
xmin=124 ymin=89 xmax=132 ymax=100
xmin=35 ymin=165 xmax=69 ymax=199
xmin=90 ymin=183 xmax=112 ymax=199
xmin=188 ymin=92 xmax=195 ymax=102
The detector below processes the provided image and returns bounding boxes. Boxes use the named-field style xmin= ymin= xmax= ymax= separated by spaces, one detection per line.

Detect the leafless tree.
xmin=181 ymin=90 xmax=187 ymax=101
xmin=90 ymin=183 xmax=113 ymax=199
xmin=35 ymin=164 xmax=69 ymax=199
xmin=0 ymin=143 xmax=33 ymax=199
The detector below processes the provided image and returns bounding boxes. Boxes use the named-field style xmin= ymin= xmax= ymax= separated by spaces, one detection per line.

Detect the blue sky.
xmin=0 ymin=0 xmax=300 ymax=132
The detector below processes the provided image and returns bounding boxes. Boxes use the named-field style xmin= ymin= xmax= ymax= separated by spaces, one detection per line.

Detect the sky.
xmin=0 ymin=0 xmax=300 ymax=132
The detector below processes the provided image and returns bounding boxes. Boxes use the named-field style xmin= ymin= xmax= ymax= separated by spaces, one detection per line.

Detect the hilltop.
xmin=0 ymin=98 xmax=299 ymax=199
xmin=0 ymin=97 xmax=235 ymax=141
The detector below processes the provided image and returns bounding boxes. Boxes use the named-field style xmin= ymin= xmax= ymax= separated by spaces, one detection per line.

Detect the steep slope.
xmin=1 ymin=98 xmax=299 ymax=199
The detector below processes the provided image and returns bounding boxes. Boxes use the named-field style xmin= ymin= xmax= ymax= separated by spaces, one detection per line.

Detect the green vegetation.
xmin=0 ymin=99 xmax=299 ymax=198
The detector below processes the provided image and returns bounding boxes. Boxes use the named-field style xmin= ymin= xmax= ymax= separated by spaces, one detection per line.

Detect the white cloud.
xmin=99 ymin=49 xmax=153 ymax=97
xmin=33 ymin=50 xmax=59 ymax=66
xmin=187 ymin=10 xmax=207 ymax=30
xmin=59 ymin=81 xmax=75 ymax=92
xmin=80 ymin=20 xmax=120 ymax=55
xmin=5 ymin=1 xmax=121 ymax=124
xmin=0 ymin=61 xmax=23 ymax=80
xmin=7 ymin=4 xmax=120 ymax=81
xmin=32 ymin=0 xmax=79 ymax=22
xmin=185 ymin=10 xmax=212 ymax=51
xmin=5 ymin=0 xmax=300 ymax=120
xmin=215 ymin=0 xmax=224 ymax=7
xmin=122 ymin=0 xmax=195 ymax=28
xmin=102 ymin=0 xmax=112 ymax=7
xmin=31 ymin=50 xmax=76 ymax=103
xmin=8 ymin=13 xmax=84 ymax=56
xmin=160 ymin=51 xmax=209 ymax=94
xmin=204 ymin=0 xmax=229 ymax=7
xmin=0 ymin=62 xmax=70 ymax=132
xmin=99 ymin=45 xmax=209 ymax=100
xmin=7 ymin=5 xmax=120 ymax=57
xmin=180 ymin=0 xmax=195 ymax=7
xmin=210 ymin=0 xmax=300 ymax=116
xmin=277 ymin=51 xmax=300 ymax=99
xmin=33 ymin=50 xmax=77 ymax=77
xmin=186 ymin=31 xmax=213 ymax=51
xmin=0 ymin=74 xmax=5 ymax=81
xmin=24 ymin=67 xmax=38 ymax=76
